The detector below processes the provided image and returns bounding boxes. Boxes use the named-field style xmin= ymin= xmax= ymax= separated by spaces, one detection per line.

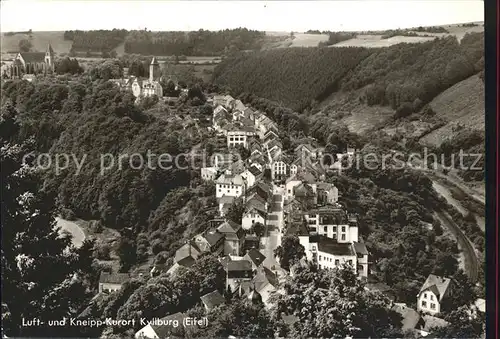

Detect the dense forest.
xmin=213 ymin=33 xmax=484 ymax=114
xmin=124 ymin=28 xmax=266 ymax=56
xmin=213 ymin=47 xmax=372 ymax=112
xmin=62 ymin=28 xmax=266 ymax=56
xmin=64 ymin=29 xmax=129 ymax=53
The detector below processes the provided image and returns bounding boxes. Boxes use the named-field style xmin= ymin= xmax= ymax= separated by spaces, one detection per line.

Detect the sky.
xmin=0 ymin=0 xmax=484 ymax=33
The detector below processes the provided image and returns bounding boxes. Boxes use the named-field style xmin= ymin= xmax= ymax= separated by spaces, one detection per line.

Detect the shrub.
xmin=95 ymin=244 xmax=111 ymax=260
xmin=60 ymin=207 xmax=76 ymax=221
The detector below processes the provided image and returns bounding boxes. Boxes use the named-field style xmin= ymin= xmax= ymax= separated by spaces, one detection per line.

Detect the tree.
xmin=201 ymin=299 xmax=275 ymax=338
xmin=18 ymin=39 xmax=32 ymax=52
xmin=273 ymin=235 xmax=305 ymax=271
xmin=117 ymin=235 xmax=136 ymax=272
xmin=271 ymin=263 xmax=403 ymax=338
xmin=429 ymin=305 xmax=485 ymax=338
xmin=440 ymin=269 xmax=477 ymax=314
xmin=1 ymin=140 xmax=90 ymax=337
xmin=251 ymin=222 xmax=265 ymax=237
xmin=226 ymin=201 xmax=244 ymax=224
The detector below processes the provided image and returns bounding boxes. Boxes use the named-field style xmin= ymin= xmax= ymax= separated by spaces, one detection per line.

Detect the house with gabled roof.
xmin=246 ymin=181 xmax=273 ymax=203
xmin=217 ymin=220 xmax=245 ymax=256
xmin=225 ymin=259 xmax=253 ymax=291
xmin=241 ymin=166 xmax=262 ymax=188
xmin=98 ymin=272 xmax=130 ymax=293
xmin=174 ymin=241 xmax=202 ymax=267
xmin=243 ymin=249 xmax=266 ymax=271
xmin=317 ymin=182 xmax=339 ymax=205
xmin=242 ymin=202 xmax=267 ymax=230
xmin=263 ymin=130 xmax=279 ymax=147
xmin=295 ymin=143 xmax=317 ymax=161
xmin=200 ymin=290 xmax=225 ymax=311
xmin=417 ymin=274 xmax=453 ymax=315
xmin=193 ymin=229 xmax=225 ymax=255
xmin=216 ymin=173 xmax=245 ymax=198
xmin=217 ymin=195 xmax=242 ymax=217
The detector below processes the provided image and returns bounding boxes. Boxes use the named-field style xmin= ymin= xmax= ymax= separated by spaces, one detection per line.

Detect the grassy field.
xmin=317 ymin=89 xmax=395 ymax=134
xmin=331 ymin=35 xmax=435 ymax=48
xmin=419 ymin=74 xmax=484 ymax=147
xmin=263 ymin=32 xmax=329 ymax=48
xmin=330 ymin=23 xmax=483 ymax=48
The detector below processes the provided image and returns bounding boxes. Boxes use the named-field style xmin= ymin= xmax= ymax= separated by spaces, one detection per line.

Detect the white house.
xmin=294 ymin=207 xmax=369 ymax=278
xmin=242 ymin=207 xmax=266 ymax=230
xmin=241 ymin=166 xmax=262 ymax=188
xmin=272 ymin=160 xmax=287 ymax=180
xmin=213 ymin=94 xmax=235 ymax=108
xmin=216 ymin=174 xmax=245 ymax=198
xmin=98 ymin=272 xmax=130 ymax=293
xmin=227 ymin=130 xmax=254 ymax=148
xmin=201 ymin=167 xmax=218 ymax=181
xmin=416 ymin=274 xmax=452 ymax=315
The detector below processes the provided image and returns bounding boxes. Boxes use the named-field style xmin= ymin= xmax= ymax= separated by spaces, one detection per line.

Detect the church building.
xmin=6 ymin=44 xmax=55 ymax=78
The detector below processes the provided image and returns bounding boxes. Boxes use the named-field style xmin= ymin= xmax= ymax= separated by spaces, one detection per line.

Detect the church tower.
xmin=44 ymin=43 xmax=54 ymax=71
xmin=149 ymin=57 xmax=159 ymax=82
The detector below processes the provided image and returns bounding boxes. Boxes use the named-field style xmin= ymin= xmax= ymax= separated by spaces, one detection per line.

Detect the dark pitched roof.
xmin=200 ymin=290 xmax=225 ymax=310
xmin=392 ymin=304 xmax=421 ymax=331
xmin=99 ymin=272 xmax=130 ymax=284
xmin=422 ymin=315 xmax=450 ymax=331
xmin=294 ymin=183 xmax=315 ymax=197
xmin=419 ymin=274 xmax=451 ymax=301
xmin=353 ymin=242 xmax=369 ymax=255
xmin=248 ymin=165 xmax=262 ymax=176
xmin=316 ymin=236 xmax=355 ymax=256
xmin=19 ymin=52 xmax=46 ymax=63
xmin=200 ymin=229 xmax=224 ymax=247
xmin=227 ymin=260 xmax=252 ymax=272
xmin=217 ymin=220 xmax=241 ymax=234
xmin=174 ymin=241 xmax=201 ymax=264
xmin=244 ymin=249 xmax=266 ymax=267
xmin=253 ymin=266 xmax=278 ymax=291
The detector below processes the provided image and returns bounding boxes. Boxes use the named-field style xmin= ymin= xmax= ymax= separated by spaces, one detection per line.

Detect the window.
xmin=430 ymin=303 xmax=436 ymax=310
xmin=319 ymin=255 xmax=322 ymax=261
xmin=424 ymin=293 xmax=427 ymax=299
xmin=430 ymin=295 xmax=434 ymax=301
xmin=341 ymin=226 xmax=346 ymax=232
xmin=341 ymin=234 xmax=346 ymax=241
xmin=324 ymin=226 xmax=328 ymax=233
xmin=335 ymin=259 xmax=339 ymax=266
xmin=422 ymin=301 xmax=427 ymax=308
xmin=348 ymin=260 xmax=352 ymax=265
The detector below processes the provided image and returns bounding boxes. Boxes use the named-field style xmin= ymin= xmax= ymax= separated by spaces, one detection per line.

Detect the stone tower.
xmin=149 ymin=57 xmax=159 ymax=82
xmin=44 ymin=43 xmax=55 ymax=72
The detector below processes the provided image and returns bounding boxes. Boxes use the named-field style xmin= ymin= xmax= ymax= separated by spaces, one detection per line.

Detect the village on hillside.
xmin=94 ymin=91 xmax=485 ymax=338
